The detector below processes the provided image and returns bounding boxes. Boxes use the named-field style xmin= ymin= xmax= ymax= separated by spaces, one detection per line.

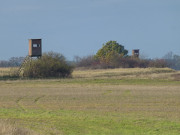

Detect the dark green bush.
xmin=23 ymin=52 xmax=73 ymax=78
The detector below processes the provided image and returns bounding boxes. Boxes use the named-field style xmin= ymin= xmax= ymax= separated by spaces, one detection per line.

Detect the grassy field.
xmin=0 ymin=68 xmax=180 ymax=135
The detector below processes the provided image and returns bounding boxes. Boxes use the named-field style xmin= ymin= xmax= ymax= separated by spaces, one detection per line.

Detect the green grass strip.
xmin=0 ymin=108 xmax=179 ymax=135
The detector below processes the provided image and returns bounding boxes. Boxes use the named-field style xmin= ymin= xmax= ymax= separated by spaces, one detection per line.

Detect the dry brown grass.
xmin=0 ymin=67 xmax=18 ymax=77
xmin=0 ymin=68 xmax=11 ymax=76
xmin=0 ymin=120 xmax=37 ymax=135
xmin=0 ymin=80 xmax=179 ymax=120
xmin=72 ymin=67 xmax=176 ymax=79
xmin=172 ymin=73 xmax=180 ymax=81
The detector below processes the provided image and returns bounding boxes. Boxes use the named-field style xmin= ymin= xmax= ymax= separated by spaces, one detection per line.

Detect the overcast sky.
xmin=0 ymin=0 xmax=180 ymax=60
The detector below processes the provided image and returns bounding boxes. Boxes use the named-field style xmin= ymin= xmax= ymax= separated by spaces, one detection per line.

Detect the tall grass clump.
xmin=23 ymin=52 xmax=73 ymax=78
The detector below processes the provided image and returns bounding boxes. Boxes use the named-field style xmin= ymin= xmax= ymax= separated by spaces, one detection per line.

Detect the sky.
xmin=0 ymin=0 xmax=180 ymax=60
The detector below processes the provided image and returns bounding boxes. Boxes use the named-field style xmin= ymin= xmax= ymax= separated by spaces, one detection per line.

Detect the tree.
xmin=95 ymin=41 xmax=128 ymax=64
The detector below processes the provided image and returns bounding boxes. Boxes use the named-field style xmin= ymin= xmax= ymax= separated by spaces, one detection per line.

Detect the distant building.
xmin=28 ymin=39 xmax=42 ymax=57
xmin=132 ymin=49 xmax=140 ymax=58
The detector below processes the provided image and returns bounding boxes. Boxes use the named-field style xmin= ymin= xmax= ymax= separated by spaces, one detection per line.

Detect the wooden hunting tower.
xmin=132 ymin=49 xmax=140 ymax=58
xmin=28 ymin=39 xmax=42 ymax=57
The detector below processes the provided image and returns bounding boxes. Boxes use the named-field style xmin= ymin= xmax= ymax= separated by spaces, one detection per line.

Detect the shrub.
xmin=23 ymin=52 xmax=73 ymax=78
xmin=148 ymin=59 xmax=167 ymax=68
xmin=75 ymin=55 xmax=98 ymax=67
xmin=75 ymin=55 xmax=168 ymax=69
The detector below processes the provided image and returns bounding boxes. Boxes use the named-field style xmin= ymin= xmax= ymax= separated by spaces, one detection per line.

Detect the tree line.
xmin=0 ymin=57 xmax=24 ymax=67
xmin=0 ymin=41 xmax=180 ymax=71
xmin=75 ymin=41 xmax=180 ymax=70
